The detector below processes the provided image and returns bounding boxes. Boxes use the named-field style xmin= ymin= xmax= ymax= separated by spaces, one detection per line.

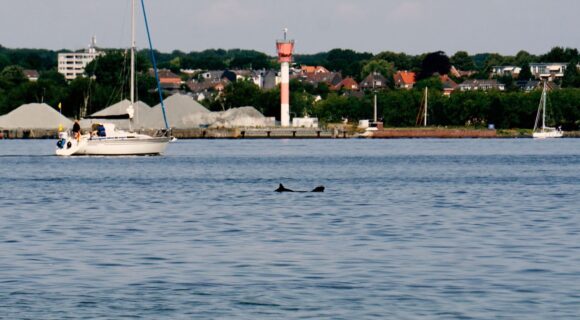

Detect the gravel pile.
xmin=0 ymin=103 xmax=73 ymax=129
xmin=194 ymin=106 xmax=275 ymax=128
xmin=140 ymin=94 xmax=210 ymax=129
xmin=81 ymin=100 xmax=153 ymax=130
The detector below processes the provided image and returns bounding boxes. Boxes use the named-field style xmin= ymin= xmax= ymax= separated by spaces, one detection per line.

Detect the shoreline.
xmin=1 ymin=128 xmax=579 ymax=139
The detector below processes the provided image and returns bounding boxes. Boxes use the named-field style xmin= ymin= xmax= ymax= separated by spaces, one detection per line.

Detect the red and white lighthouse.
xmin=276 ymin=29 xmax=294 ymax=127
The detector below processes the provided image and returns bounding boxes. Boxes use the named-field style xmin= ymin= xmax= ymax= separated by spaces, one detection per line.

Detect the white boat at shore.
xmin=56 ymin=0 xmax=170 ymax=156
xmin=359 ymin=88 xmax=383 ymax=137
xmin=533 ymin=81 xmax=563 ymax=139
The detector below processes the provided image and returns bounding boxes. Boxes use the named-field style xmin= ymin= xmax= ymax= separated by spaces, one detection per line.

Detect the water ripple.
xmin=0 ymin=139 xmax=579 ymax=319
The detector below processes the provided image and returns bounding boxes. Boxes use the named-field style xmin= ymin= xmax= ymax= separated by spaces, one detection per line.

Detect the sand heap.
xmin=140 ymin=94 xmax=210 ymax=129
xmin=79 ymin=94 xmax=273 ymax=130
xmin=194 ymin=107 xmax=274 ymax=128
xmin=80 ymin=100 xmax=153 ymax=130
xmin=0 ymin=103 xmax=73 ymax=130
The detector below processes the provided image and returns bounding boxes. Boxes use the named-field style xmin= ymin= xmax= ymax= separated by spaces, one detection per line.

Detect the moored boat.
xmin=533 ymin=80 xmax=563 ymax=139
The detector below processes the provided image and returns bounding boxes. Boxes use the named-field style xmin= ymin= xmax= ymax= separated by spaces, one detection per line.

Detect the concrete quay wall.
xmin=369 ymin=128 xmax=498 ymax=138
xmin=0 ymin=128 xmax=351 ymax=139
xmin=2 ymin=128 xmax=579 ymax=139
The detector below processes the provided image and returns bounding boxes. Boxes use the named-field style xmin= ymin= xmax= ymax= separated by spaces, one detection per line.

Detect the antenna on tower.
xmin=283 ymin=28 xmax=288 ymax=41
xmin=89 ymin=36 xmax=97 ymax=54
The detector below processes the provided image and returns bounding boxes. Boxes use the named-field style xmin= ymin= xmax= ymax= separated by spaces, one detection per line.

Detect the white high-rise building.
xmin=58 ymin=37 xmax=103 ymax=80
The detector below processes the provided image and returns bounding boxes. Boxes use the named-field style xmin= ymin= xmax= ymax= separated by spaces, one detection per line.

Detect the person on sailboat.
xmin=72 ymin=120 xmax=81 ymax=141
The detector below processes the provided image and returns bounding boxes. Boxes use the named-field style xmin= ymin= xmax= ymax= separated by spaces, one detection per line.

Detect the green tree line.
xmin=377 ymin=86 xmax=579 ymax=130
xmin=1 ymin=44 xmax=579 ymax=129
xmin=203 ymin=77 xmax=579 ymax=130
xmin=3 ymin=43 xmax=579 ymax=77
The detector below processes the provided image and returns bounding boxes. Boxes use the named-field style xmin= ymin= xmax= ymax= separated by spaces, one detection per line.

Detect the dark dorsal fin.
xmin=311 ymin=186 xmax=325 ymax=192
xmin=275 ymin=184 xmax=294 ymax=192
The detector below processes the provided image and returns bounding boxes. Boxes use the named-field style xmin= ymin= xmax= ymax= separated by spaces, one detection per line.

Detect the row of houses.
xmin=48 ymin=38 xmax=567 ymax=100
xmin=491 ymin=62 xmax=575 ymax=80
xmin=131 ymin=64 xmax=559 ymax=102
xmin=24 ymin=58 xmax=556 ymax=101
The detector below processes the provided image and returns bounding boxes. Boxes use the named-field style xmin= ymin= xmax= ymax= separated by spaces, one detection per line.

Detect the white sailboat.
xmin=533 ymin=81 xmax=563 ymax=139
xmin=56 ymin=0 xmax=171 ymax=156
xmin=361 ymin=89 xmax=383 ymax=137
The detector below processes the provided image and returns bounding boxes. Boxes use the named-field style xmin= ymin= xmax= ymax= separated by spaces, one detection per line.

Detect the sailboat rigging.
xmin=416 ymin=87 xmax=428 ymax=127
xmin=532 ymin=81 xmax=563 ymax=139
xmin=56 ymin=0 xmax=171 ymax=156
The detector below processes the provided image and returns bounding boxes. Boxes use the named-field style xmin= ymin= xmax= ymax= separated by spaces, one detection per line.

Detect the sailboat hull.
xmin=56 ymin=135 xmax=170 ymax=156
xmin=80 ymin=137 xmax=170 ymax=155
xmin=533 ymin=130 xmax=563 ymax=139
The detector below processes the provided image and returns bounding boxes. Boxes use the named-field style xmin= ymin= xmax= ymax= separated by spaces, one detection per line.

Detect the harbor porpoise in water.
xmin=275 ymin=184 xmax=325 ymax=193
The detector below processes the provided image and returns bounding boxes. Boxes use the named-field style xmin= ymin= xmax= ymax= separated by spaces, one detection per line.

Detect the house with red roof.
xmin=393 ymin=71 xmax=416 ymax=89
xmin=440 ymin=74 xmax=458 ymax=96
xmin=149 ymin=68 xmax=182 ymax=93
xmin=332 ymin=77 xmax=359 ymax=91
xmin=301 ymin=65 xmax=329 ymax=75
xmin=153 ymin=69 xmax=182 ymax=85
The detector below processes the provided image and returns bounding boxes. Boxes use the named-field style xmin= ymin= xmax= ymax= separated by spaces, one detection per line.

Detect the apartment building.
xmin=57 ymin=37 xmax=103 ymax=80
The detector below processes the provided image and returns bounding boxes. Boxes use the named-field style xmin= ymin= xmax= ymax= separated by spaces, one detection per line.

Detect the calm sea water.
xmin=0 ymin=139 xmax=578 ymax=319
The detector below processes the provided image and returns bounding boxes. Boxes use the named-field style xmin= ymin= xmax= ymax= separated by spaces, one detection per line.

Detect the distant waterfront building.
xmin=260 ymin=70 xmax=280 ymax=90
xmin=200 ymin=70 xmax=226 ymax=83
xmin=149 ymin=68 xmax=182 ymax=94
xmin=491 ymin=66 xmax=522 ymax=78
xmin=491 ymin=63 xmax=574 ymax=81
xmin=458 ymin=79 xmax=505 ymax=91
xmin=516 ymin=80 xmax=559 ymax=92
xmin=57 ymin=37 xmax=103 ymax=80
xmin=23 ymin=69 xmax=39 ymax=82
xmin=301 ymin=65 xmax=329 ymax=75
xmin=449 ymin=66 xmax=476 ymax=78
xmin=332 ymin=77 xmax=359 ymax=91
xmin=360 ymin=72 xmax=388 ymax=90
xmin=440 ymin=74 xmax=458 ymax=96
xmin=180 ymin=68 xmax=201 ymax=76
xmin=393 ymin=71 xmax=416 ymax=89
xmin=231 ymin=69 xmax=253 ymax=81
xmin=529 ymin=63 xmax=568 ymax=81
xmin=516 ymin=80 xmax=541 ymax=92
xmin=301 ymin=71 xmax=342 ymax=87
xmin=292 ymin=116 xmax=319 ymax=128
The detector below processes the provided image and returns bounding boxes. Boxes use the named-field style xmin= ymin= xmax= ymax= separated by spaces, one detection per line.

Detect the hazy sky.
xmin=1 ymin=0 xmax=579 ymax=56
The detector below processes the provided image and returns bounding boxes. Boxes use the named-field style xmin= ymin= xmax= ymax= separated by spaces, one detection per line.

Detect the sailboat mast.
xmin=130 ymin=0 xmax=136 ymax=105
xmin=424 ymin=87 xmax=428 ymax=127
xmin=373 ymin=93 xmax=377 ymax=123
xmin=542 ymin=80 xmax=547 ymax=131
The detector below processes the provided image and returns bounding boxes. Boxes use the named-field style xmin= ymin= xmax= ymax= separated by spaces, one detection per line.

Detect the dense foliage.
xmin=0 ymin=44 xmax=579 ymax=129
xmin=199 ymin=78 xmax=580 ymax=130
xmin=334 ymin=89 xmax=573 ymax=130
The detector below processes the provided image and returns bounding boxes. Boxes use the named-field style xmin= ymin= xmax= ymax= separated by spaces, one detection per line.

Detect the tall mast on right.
xmin=130 ymin=0 xmax=136 ymax=106
xmin=542 ymin=80 xmax=547 ymax=131
xmin=424 ymin=87 xmax=428 ymax=127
